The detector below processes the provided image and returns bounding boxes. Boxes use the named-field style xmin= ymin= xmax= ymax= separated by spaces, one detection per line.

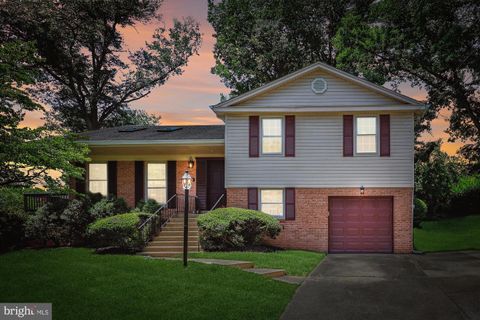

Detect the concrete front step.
xmin=149 ymin=240 xmax=198 ymax=246
xmin=163 ymin=226 xmax=199 ymax=232
xmin=164 ymin=222 xmax=198 ymax=227
xmin=244 ymin=268 xmax=286 ymax=278
xmin=144 ymin=246 xmax=199 ymax=253
xmin=160 ymin=230 xmax=198 ymax=236
xmin=153 ymin=235 xmax=199 ymax=241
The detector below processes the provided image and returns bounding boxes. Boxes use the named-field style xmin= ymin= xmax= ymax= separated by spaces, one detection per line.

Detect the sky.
xmin=23 ymin=0 xmax=462 ymax=155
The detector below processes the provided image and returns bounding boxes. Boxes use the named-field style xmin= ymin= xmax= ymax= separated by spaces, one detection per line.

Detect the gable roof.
xmin=212 ymin=62 xmax=424 ymax=113
xmin=80 ymin=125 xmax=224 ymax=145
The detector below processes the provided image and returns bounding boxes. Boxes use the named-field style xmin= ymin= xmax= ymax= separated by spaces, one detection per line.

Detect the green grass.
xmin=414 ymin=215 xmax=480 ymax=252
xmin=189 ymin=250 xmax=325 ymax=276
xmin=0 ymin=248 xmax=297 ymax=320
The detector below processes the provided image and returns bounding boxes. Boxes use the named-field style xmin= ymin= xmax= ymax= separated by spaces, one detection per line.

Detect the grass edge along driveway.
xmin=0 ymin=248 xmax=298 ymax=320
xmin=414 ymin=215 xmax=480 ymax=252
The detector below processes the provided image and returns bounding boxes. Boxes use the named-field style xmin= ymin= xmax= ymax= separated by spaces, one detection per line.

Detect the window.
xmin=260 ymin=189 xmax=284 ymax=218
xmin=88 ymin=163 xmax=108 ymax=196
xmin=356 ymin=117 xmax=377 ymax=153
xmin=262 ymin=118 xmax=283 ymax=154
xmin=146 ymin=163 xmax=166 ymax=204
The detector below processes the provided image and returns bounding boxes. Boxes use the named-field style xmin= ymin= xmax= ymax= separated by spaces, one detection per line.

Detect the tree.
xmin=208 ymin=0 xmax=372 ymax=95
xmin=0 ymin=40 xmax=89 ymax=187
xmin=0 ymin=0 xmax=201 ymax=132
xmin=333 ymin=0 xmax=480 ymax=165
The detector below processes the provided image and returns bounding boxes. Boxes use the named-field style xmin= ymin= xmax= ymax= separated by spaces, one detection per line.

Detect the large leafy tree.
xmin=333 ymin=0 xmax=480 ymax=165
xmin=208 ymin=0 xmax=372 ymax=95
xmin=0 ymin=41 xmax=89 ymax=187
xmin=0 ymin=0 xmax=201 ymax=132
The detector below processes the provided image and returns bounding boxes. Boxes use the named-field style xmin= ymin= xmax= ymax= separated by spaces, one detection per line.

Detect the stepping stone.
xmin=190 ymin=258 xmax=254 ymax=269
xmin=244 ymin=268 xmax=286 ymax=278
xmin=273 ymin=276 xmax=305 ymax=285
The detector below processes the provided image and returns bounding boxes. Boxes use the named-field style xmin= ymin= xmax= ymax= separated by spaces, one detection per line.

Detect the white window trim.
xmin=87 ymin=162 xmax=108 ymax=196
xmin=260 ymin=117 xmax=284 ymax=156
xmin=259 ymin=188 xmax=285 ymax=219
xmin=354 ymin=115 xmax=379 ymax=156
xmin=145 ymin=162 xmax=167 ymax=204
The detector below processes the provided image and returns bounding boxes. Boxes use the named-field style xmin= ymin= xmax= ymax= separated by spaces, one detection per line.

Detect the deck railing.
xmin=24 ymin=193 xmax=69 ymax=213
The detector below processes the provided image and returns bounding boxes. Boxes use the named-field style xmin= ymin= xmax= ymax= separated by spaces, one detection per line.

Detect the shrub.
xmin=413 ymin=198 xmax=427 ymax=228
xmin=86 ymin=213 xmax=144 ymax=252
xmin=197 ymin=207 xmax=282 ymax=251
xmin=85 ymin=192 xmax=104 ymax=206
xmin=134 ymin=199 xmax=161 ymax=214
xmin=25 ymin=198 xmax=70 ymax=245
xmin=0 ymin=188 xmax=28 ymax=251
xmin=89 ymin=197 xmax=129 ymax=220
xmin=449 ymin=175 xmax=480 ymax=217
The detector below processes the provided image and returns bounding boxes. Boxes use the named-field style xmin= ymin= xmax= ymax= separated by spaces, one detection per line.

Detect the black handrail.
xmin=209 ymin=193 xmax=225 ymax=212
xmin=24 ymin=193 xmax=69 ymax=212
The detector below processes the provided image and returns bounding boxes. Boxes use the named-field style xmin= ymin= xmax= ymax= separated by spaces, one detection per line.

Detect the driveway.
xmin=281 ymin=251 xmax=480 ymax=320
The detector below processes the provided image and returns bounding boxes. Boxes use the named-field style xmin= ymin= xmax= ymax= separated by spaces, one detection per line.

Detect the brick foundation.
xmin=226 ymin=187 xmax=413 ymax=253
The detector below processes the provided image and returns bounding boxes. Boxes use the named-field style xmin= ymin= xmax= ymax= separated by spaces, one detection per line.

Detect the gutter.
xmin=81 ymin=139 xmax=225 ymax=146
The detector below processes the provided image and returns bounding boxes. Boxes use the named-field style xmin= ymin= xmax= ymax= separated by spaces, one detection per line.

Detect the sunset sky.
xmin=23 ymin=0 xmax=462 ymax=155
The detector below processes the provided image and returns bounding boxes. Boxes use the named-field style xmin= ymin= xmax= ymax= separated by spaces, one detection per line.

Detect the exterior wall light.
xmin=360 ymin=185 xmax=365 ymax=195
xmin=188 ymin=157 xmax=195 ymax=169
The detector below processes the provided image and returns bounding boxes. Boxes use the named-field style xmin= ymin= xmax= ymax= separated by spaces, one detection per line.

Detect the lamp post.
xmin=181 ymin=170 xmax=192 ymax=267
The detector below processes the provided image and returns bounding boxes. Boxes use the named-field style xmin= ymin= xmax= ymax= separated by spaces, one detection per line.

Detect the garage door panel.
xmin=329 ymin=197 xmax=393 ymax=253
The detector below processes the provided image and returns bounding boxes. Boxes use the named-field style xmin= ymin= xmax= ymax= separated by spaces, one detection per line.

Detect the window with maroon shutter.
xmin=285 ymin=188 xmax=295 ymax=220
xmin=343 ymin=115 xmax=353 ymax=156
xmin=107 ymin=161 xmax=117 ymax=198
xmin=248 ymin=188 xmax=258 ymax=210
xmin=249 ymin=116 xmax=259 ymax=157
xmin=134 ymin=161 xmax=144 ymax=206
xmin=285 ymin=115 xmax=295 ymax=157
xmin=380 ymin=114 xmax=391 ymax=156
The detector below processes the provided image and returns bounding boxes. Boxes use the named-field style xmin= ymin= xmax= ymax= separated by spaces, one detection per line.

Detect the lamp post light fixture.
xmin=181 ymin=170 xmax=193 ymax=267
xmin=360 ymin=185 xmax=365 ymax=195
xmin=187 ymin=157 xmax=195 ymax=169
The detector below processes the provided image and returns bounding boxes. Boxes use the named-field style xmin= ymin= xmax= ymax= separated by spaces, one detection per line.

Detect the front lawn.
xmin=414 ymin=215 xmax=480 ymax=252
xmin=0 ymin=248 xmax=296 ymax=320
xmin=189 ymin=250 xmax=325 ymax=276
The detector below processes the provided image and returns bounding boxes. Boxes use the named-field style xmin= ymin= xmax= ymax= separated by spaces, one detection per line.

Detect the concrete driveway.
xmin=281 ymin=252 xmax=480 ymax=320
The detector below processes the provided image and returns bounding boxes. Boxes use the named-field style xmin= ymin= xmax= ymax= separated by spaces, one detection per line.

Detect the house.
xmin=79 ymin=62 xmax=424 ymax=254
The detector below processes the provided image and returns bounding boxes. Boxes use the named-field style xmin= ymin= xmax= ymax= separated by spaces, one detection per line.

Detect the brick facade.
xmin=116 ymin=161 xmax=136 ymax=208
xmin=176 ymin=161 xmax=197 ymax=196
xmin=226 ymin=187 xmax=413 ymax=253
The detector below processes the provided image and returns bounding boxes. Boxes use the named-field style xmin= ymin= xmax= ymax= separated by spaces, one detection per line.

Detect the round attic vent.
xmin=311 ymin=77 xmax=328 ymax=94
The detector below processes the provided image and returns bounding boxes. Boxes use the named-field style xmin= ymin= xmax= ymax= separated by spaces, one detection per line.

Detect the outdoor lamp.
xmin=181 ymin=171 xmax=192 ymax=190
xmin=188 ymin=157 xmax=195 ymax=169
xmin=360 ymin=185 xmax=365 ymax=195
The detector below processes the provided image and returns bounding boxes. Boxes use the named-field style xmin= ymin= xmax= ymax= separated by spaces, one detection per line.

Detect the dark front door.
xmin=196 ymin=158 xmax=225 ymax=211
xmin=328 ymin=197 xmax=393 ymax=253
xmin=206 ymin=159 xmax=225 ymax=210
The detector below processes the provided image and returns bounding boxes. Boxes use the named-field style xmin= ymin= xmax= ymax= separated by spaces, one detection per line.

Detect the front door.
xmin=196 ymin=158 xmax=225 ymax=211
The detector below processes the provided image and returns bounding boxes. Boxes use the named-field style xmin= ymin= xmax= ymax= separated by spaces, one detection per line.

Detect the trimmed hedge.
xmin=0 ymin=188 xmax=27 ymax=251
xmin=197 ymin=207 xmax=282 ymax=251
xmin=86 ymin=213 xmax=146 ymax=252
xmin=413 ymin=198 xmax=427 ymax=228
xmin=449 ymin=175 xmax=480 ymax=217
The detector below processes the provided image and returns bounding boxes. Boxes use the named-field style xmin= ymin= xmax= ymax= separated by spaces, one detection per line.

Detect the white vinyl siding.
xmin=225 ymin=113 xmax=414 ymax=188
xmin=260 ymin=189 xmax=284 ymax=218
xmin=88 ymin=163 xmax=108 ymax=196
xmin=236 ymin=69 xmax=398 ymax=108
xmin=356 ymin=117 xmax=377 ymax=154
xmin=146 ymin=163 xmax=167 ymax=204
xmin=261 ymin=118 xmax=283 ymax=154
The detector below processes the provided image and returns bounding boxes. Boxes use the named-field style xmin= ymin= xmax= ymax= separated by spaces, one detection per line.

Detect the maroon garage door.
xmin=328 ymin=197 xmax=393 ymax=253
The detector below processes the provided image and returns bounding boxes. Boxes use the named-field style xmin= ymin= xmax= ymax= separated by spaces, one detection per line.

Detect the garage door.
xmin=329 ymin=197 xmax=393 ymax=253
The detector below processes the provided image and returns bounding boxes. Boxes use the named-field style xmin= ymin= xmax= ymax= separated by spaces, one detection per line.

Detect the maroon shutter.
xmin=247 ymin=188 xmax=258 ymax=210
xmin=249 ymin=116 xmax=259 ymax=157
xmin=107 ymin=161 xmax=117 ymax=198
xmin=380 ymin=114 xmax=390 ymax=156
xmin=74 ymin=162 xmax=87 ymax=194
xmin=285 ymin=188 xmax=295 ymax=220
xmin=285 ymin=115 xmax=295 ymax=157
xmin=343 ymin=115 xmax=354 ymax=156
xmin=167 ymin=161 xmax=177 ymax=208
xmin=134 ymin=161 xmax=144 ymax=206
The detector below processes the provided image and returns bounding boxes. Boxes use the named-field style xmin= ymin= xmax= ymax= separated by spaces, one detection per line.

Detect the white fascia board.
xmin=214 ymin=104 xmax=426 ymax=114
xmin=82 ymin=139 xmax=224 ymax=146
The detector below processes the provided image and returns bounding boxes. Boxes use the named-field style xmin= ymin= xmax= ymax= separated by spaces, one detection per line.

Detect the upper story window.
xmin=88 ymin=163 xmax=108 ymax=196
xmin=356 ymin=117 xmax=377 ymax=154
xmin=261 ymin=118 xmax=283 ymax=154
xmin=146 ymin=163 xmax=167 ymax=204
xmin=260 ymin=189 xmax=284 ymax=218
